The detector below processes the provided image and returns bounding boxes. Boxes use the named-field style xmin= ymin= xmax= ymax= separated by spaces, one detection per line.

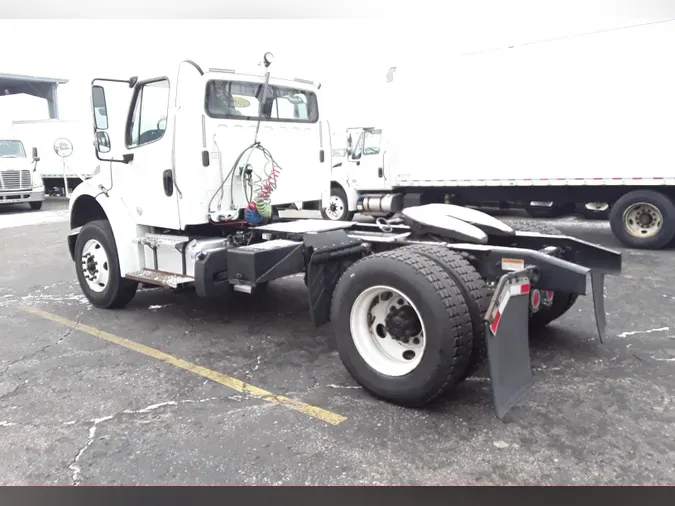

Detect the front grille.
xmin=0 ymin=170 xmax=31 ymax=191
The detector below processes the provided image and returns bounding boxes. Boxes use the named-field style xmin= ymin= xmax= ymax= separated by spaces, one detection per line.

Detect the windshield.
xmin=0 ymin=140 xmax=26 ymax=158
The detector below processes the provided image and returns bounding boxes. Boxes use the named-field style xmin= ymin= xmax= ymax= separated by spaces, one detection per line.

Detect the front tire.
xmin=74 ymin=220 xmax=138 ymax=309
xmin=321 ymin=186 xmax=354 ymax=222
xmin=609 ymin=190 xmax=675 ymax=249
xmin=29 ymin=201 xmax=43 ymax=211
xmin=330 ymin=249 xmax=473 ymax=407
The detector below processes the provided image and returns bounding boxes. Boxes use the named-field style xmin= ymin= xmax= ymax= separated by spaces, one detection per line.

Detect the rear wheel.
xmin=500 ymin=219 xmax=579 ymax=329
xmin=399 ymin=244 xmax=491 ymax=379
xmin=609 ymin=190 xmax=675 ymax=249
xmin=321 ymin=186 xmax=354 ymax=222
xmin=578 ymin=202 xmax=610 ymax=220
xmin=525 ymin=202 xmax=572 ymax=219
xmin=74 ymin=220 xmax=138 ymax=309
xmin=330 ymin=249 xmax=473 ymax=407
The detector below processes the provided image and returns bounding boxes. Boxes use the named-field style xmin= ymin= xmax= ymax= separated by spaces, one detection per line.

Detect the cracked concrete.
xmin=1 ymin=200 xmax=674 ymax=484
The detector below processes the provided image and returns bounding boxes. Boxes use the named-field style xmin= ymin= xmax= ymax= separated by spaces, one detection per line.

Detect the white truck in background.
xmin=323 ymin=21 xmax=675 ymax=250
xmin=11 ymin=119 xmax=99 ymax=196
xmin=0 ymin=138 xmax=45 ymax=210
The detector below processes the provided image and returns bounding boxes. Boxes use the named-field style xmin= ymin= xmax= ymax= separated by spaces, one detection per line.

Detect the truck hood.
xmin=0 ymin=158 xmax=33 ymax=170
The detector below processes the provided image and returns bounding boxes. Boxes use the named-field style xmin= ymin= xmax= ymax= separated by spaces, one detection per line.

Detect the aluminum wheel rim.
xmin=325 ymin=195 xmax=345 ymax=220
xmin=80 ymin=239 xmax=110 ymax=293
xmin=349 ymin=285 xmax=426 ymax=377
xmin=623 ymin=202 xmax=663 ymax=239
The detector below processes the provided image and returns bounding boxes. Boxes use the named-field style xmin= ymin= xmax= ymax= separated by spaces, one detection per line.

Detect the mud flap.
xmin=484 ymin=269 xmax=536 ymax=419
xmin=591 ymin=270 xmax=606 ymax=343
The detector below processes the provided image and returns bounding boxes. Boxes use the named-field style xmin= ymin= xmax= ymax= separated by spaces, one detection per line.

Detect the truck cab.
xmin=0 ymin=138 xmax=45 ymax=210
xmin=324 ymin=126 xmax=394 ymax=221
xmin=67 ymin=56 xmax=332 ymax=301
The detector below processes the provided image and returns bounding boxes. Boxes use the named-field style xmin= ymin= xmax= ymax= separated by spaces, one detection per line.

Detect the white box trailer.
xmin=324 ymin=21 xmax=675 ymax=249
xmin=10 ymin=119 xmax=99 ymax=195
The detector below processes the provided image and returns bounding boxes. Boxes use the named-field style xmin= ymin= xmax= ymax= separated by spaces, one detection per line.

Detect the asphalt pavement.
xmin=0 ymin=199 xmax=673 ymax=485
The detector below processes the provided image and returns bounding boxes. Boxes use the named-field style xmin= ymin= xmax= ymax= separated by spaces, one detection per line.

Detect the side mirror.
xmin=32 ymin=147 xmax=40 ymax=162
xmin=95 ymin=131 xmax=111 ymax=154
xmin=92 ymin=85 xmax=109 ymax=131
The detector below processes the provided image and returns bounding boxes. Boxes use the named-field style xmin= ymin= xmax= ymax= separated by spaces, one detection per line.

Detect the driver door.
xmin=117 ymin=78 xmax=180 ymax=229
xmin=350 ymin=128 xmax=387 ymax=190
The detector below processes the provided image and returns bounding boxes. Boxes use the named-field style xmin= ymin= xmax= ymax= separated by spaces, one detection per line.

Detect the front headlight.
xmin=32 ymin=172 xmax=43 ymax=189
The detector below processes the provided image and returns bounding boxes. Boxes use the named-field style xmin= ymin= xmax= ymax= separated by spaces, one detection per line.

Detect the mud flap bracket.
xmin=484 ymin=267 xmax=538 ymax=420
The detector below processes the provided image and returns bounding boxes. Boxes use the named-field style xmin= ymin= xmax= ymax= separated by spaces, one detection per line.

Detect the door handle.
xmin=163 ymin=169 xmax=174 ymax=197
xmin=378 ymin=167 xmax=383 ymax=178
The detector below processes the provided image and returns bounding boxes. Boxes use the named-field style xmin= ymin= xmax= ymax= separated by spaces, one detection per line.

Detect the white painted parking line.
xmin=0 ymin=209 xmax=69 ymax=230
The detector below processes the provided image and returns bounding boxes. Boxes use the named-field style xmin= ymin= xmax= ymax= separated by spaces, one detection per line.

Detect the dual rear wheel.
xmin=331 ymin=226 xmax=578 ymax=407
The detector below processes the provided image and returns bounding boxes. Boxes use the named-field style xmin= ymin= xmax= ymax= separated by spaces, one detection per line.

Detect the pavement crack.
xmin=0 ymin=311 xmax=82 ymax=377
xmin=65 ymin=396 xmax=224 ymax=485
xmin=0 ymin=381 xmax=26 ymax=402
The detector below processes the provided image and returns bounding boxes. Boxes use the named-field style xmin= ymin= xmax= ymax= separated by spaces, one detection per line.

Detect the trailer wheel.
xmin=321 ymin=186 xmax=354 ymax=222
xmin=577 ymin=202 xmax=610 ymax=220
xmin=74 ymin=220 xmax=138 ymax=309
xmin=330 ymin=249 xmax=473 ymax=407
xmin=525 ymin=202 xmax=572 ymax=219
xmin=499 ymin=219 xmax=579 ymax=329
xmin=399 ymin=244 xmax=491 ymax=379
xmin=610 ymin=190 xmax=675 ymax=249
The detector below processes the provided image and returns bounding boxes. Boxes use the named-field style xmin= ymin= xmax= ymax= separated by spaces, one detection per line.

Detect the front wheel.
xmin=74 ymin=220 xmax=138 ymax=309
xmin=29 ymin=201 xmax=43 ymax=211
xmin=321 ymin=186 xmax=354 ymax=222
xmin=330 ymin=249 xmax=473 ymax=407
xmin=609 ymin=190 xmax=675 ymax=249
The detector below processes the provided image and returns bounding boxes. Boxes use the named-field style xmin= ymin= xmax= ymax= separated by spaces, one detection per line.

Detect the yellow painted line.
xmin=20 ymin=305 xmax=347 ymax=425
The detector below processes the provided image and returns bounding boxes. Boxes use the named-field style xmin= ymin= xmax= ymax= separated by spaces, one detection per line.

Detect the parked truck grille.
xmin=0 ymin=170 xmax=31 ymax=191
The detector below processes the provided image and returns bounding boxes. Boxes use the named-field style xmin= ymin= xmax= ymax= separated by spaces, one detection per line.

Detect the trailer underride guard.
xmin=68 ymin=202 xmax=622 ymax=419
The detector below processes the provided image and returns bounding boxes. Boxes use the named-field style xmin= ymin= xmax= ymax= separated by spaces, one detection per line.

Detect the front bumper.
xmin=0 ymin=188 xmax=45 ymax=205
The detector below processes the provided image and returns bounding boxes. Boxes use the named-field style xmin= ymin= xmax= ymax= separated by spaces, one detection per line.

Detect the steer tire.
xmin=330 ymin=249 xmax=473 ymax=407
xmin=500 ymin=219 xmax=579 ymax=329
xmin=74 ymin=220 xmax=138 ymax=309
xmin=321 ymin=186 xmax=354 ymax=222
xmin=399 ymin=244 xmax=491 ymax=379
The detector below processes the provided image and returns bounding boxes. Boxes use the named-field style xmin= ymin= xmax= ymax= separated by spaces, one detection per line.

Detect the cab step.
xmin=124 ymin=269 xmax=194 ymax=288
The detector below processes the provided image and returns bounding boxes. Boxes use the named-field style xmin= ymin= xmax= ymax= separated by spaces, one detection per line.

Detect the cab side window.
xmin=363 ymin=129 xmax=382 ymax=156
xmin=127 ymin=79 xmax=170 ymax=148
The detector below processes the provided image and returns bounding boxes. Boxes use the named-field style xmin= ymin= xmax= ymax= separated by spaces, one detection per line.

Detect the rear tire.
xmin=609 ymin=190 xmax=675 ymax=250
xmin=399 ymin=244 xmax=491 ymax=379
xmin=577 ymin=202 xmax=610 ymax=220
xmin=525 ymin=202 xmax=572 ymax=219
xmin=500 ymin=220 xmax=579 ymax=329
xmin=321 ymin=186 xmax=354 ymax=222
xmin=330 ymin=249 xmax=473 ymax=407
xmin=29 ymin=201 xmax=43 ymax=211
xmin=74 ymin=220 xmax=138 ymax=309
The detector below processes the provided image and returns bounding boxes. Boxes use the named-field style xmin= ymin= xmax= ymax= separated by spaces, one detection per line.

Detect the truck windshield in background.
xmin=205 ymin=80 xmax=319 ymax=123
xmin=0 ymin=140 xmax=26 ymax=158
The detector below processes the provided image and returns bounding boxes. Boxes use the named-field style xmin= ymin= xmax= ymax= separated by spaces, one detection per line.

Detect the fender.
xmin=68 ymin=183 xmax=149 ymax=276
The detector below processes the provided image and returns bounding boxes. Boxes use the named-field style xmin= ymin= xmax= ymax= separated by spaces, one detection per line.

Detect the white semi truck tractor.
xmin=66 ymin=54 xmax=622 ymax=418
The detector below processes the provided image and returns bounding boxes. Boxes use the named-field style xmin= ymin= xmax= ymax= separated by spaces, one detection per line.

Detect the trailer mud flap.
xmin=484 ymin=269 xmax=536 ymax=420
